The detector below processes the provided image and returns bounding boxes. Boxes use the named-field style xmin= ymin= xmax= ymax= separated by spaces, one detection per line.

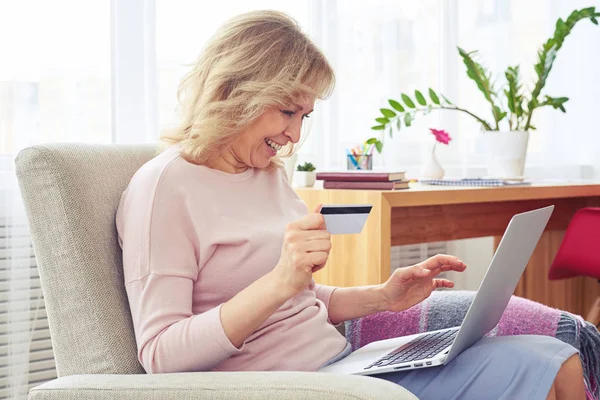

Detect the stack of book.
xmin=316 ymin=170 xmax=409 ymax=190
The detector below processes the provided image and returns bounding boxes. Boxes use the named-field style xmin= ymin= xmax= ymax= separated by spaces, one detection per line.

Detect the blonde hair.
xmin=159 ymin=10 xmax=335 ymax=169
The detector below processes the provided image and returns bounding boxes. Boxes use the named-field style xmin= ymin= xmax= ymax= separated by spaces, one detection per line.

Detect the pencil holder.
xmin=347 ymin=154 xmax=372 ymax=170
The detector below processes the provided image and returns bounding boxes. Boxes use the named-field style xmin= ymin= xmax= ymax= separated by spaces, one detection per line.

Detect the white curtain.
xmin=155 ymin=0 xmax=600 ymax=178
xmin=1 ymin=1 xmax=112 ymax=398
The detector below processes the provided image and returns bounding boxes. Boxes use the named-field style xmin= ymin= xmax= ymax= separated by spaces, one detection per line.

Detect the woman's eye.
xmin=303 ymin=114 xmax=311 ymax=120
xmin=281 ymin=110 xmax=295 ymax=117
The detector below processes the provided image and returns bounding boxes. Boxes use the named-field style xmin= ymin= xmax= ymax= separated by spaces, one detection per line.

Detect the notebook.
xmin=420 ymin=178 xmax=531 ymax=187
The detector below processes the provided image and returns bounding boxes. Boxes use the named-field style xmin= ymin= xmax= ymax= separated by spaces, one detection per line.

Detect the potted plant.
xmin=295 ymin=162 xmax=317 ymax=187
xmin=368 ymin=7 xmax=599 ymax=177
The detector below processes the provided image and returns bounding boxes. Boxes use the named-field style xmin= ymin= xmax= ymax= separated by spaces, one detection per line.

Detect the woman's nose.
xmin=284 ymin=118 xmax=303 ymax=144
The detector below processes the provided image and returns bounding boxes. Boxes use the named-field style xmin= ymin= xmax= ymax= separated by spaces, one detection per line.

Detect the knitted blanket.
xmin=345 ymin=291 xmax=600 ymax=400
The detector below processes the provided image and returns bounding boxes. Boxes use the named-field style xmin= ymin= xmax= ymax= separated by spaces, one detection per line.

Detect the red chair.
xmin=549 ymin=207 xmax=600 ymax=327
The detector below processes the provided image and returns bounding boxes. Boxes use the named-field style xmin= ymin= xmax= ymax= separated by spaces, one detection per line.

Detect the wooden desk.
xmin=296 ymin=182 xmax=600 ymax=317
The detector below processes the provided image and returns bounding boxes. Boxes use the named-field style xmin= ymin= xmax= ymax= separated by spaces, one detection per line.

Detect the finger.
xmin=313 ymin=204 xmax=326 ymax=230
xmin=308 ymin=251 xmax=329 ymax=267
xmin=398 ymin=265 xmax=431 ymax=283
xmin=421 ymin=254 xmax=466 ymax=271
xmin=437 ymin=263 xmax=467 ymax=273
xmin=288 ymin=213 xmax=325 ymax=231
xmin=433 ymin=279 xmax=454 ymax=289
xmin=290 ymin=229 xmax=331 ymax=242
xmin=298 ymin=239 xmax=332 ymax=253
xmin=312 ymin=263 xmax=326 ymax=273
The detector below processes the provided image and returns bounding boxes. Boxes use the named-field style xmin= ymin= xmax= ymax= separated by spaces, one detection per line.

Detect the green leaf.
xmin=375 ymin=117 xmax=390 ymax=124
xmin=541 ymin=95 xmax=569 ymax=113
xmin=457 ymin=47 xmax=501 ymax=126
xmin=528 ymin=44 xmax=558 ymax=116
xmin=422 ymin=105 xmax=433 ymax=115
xmin=296 ymin=162 xmax=316 ymax=172
xmin=526 ymin=7 xmax=600 ymax=129
xmin=441 ymin=95 xmax=454 ymax=105
xmin=504 ymin=65 xmax=525 ymax=125
xmin=380 ymin=108 xmax=396 ymax=118
xmin=493 ymin=106 xmax=506 ymax=123
xmin=389 ymin=99 xmax=405 ymax=113
xmin=379 ymin=108 xmax=396 ymax=119
xmin=388 ymin=125 xmax=393 ymax=139
xmin=428 ymin=88 xmax=440 ymax=105
xmin=415 ymin=90 xmax=427 ymax=106
xmin=375 ymin=141 xmax=383 ymax=153
xmin=404 ymin=113 xmax=413 ymax=127
xmin=401 ymin=94 xmax=416 ymax=108
xmin=366 ymin=138 xmax=379 ymax=144
xmin=371 ymin=125 xmax=385 ymax=130
xmin=396 ymin=118 xmax=402 ymax=131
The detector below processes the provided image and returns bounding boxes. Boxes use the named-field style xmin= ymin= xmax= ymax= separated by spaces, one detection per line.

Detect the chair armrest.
xmin=28 ymin=372 xmax=418 ymax=400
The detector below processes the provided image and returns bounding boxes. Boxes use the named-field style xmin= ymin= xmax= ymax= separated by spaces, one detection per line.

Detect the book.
xmin=323 ymin=180 xmax=410 ymax=190
xmin=420 ymin=178 xmax=531 ymax=187
xmin=316 ymin=170 xmax=406 ymax=182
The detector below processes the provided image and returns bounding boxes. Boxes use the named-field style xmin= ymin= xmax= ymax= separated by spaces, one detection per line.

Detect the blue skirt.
xmin=373 ymin=335 xmax=578 ymax=400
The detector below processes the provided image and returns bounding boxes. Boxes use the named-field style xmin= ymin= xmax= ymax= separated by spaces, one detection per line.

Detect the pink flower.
xmin=429 ymin=128 xmax=452 ymax=145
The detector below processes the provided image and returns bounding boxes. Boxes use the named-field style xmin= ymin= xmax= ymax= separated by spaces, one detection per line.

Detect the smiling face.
xmin=214 ymin=97 xmax=315 ymax=172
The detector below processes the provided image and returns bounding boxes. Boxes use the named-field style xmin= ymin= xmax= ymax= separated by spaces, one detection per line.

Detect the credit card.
xmin=319 ymin=204 xmax=372 ymax=234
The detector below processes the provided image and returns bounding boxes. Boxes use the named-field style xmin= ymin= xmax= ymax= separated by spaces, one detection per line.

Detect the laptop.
xmin=319 ymin=205 xmax=554 ymax=376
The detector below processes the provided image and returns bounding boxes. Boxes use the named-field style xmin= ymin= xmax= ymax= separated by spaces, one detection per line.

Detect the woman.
xmin=116 ymin=10 xmax=586 ymax=399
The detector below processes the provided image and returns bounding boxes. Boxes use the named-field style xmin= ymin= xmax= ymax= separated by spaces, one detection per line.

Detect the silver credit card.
xmin=319 ymin=204 xmax=372 ymax=234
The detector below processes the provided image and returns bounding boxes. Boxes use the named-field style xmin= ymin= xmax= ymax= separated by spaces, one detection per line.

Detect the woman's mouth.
xmin=265 ymin=138 xmax=282 ymax=154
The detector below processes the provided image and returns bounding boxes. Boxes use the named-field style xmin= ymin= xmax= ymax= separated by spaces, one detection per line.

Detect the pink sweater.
xmin=115 ymin=145 xmax=348 ymax=373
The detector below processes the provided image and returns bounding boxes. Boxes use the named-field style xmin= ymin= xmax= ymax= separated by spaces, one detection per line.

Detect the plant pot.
xmin=481 ymin=131 xmax=529 ymax=178
xmin=283 ymin=153 xmax=298 ymax=184
xmin=295 ymin=171 xmax=316 ymax=187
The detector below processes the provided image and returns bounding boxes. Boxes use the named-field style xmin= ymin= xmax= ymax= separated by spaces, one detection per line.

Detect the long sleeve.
xmin=118 ymin=166 xmax=242 ymax=374
xmin=126 ymin=275 xmax=242 ymax=373
xmin=312 ymin=281 xmax=338 ymax=310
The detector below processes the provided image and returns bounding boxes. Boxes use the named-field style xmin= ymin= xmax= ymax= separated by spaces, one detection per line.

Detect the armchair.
xmin=15 ymin=144 xmax=416 ymax=399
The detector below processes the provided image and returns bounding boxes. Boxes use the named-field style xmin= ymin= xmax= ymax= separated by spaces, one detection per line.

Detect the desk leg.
xmin=495 ymin=231 xmax=600 ymax=317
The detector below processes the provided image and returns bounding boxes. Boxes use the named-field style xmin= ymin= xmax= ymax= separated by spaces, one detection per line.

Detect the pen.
xmin=346 ymin=149 xmax=360 ymax=169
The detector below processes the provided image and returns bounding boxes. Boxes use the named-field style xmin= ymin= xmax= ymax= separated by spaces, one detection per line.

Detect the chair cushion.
xmin=28 ymin=372 xmax=418 ymax=400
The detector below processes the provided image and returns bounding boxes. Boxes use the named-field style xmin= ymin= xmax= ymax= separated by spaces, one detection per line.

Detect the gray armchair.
xmin=15 ymin=144 xmax=417 ymax=399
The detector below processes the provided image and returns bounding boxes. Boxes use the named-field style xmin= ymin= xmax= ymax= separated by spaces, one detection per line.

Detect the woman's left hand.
xmin=380 ymin=254 xmax=467 ymax=312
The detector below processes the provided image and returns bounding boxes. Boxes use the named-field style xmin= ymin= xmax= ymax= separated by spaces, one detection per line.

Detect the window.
xmin=0 ymin=1 xmax=112 ymax=157
xmin=0 ymin=2 xmax=111 ymax=398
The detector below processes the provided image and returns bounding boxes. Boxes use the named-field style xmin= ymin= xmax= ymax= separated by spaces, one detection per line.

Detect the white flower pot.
xmin=481 ymin=131 xmax=529 ymax=178
xmin=295 ymin=171 xmax=316 ymax=187
xmin=283 ymin=153 xmax=298 ymax=184
xmin=422 ymin=144 xmax=444 ymax=179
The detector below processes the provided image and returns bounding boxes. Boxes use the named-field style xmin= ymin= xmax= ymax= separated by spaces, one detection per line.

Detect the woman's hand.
xmin=272 ymin=205 xmax=332 ymax=296
xmin=380 ymin=254 xmax=467 ymax=312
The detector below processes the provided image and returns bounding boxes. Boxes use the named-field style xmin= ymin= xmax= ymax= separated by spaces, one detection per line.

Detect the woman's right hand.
xmin=273 ymin=206 xmax=332 ymax=296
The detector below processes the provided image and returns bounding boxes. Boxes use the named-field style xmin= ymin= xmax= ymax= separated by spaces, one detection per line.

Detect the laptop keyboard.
xmin=365 ymin=328 xmax=459 ymax=370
